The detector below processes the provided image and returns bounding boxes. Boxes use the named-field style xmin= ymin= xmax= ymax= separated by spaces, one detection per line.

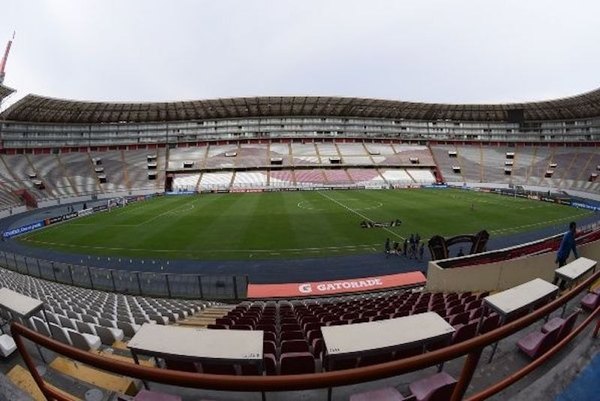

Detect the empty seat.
xmin=75 ymin=320 xmax=96 ymax=335
xmin=280 ymin=331 xmax=305 ymax=342
xmin=448 ymin=312 xmax=469 ymax=326
xmin=97 ymin=317 xmax=116 ymax=328
xmin=479 ymin=314 xmax=500 ymax=334
xmin=0 ymin=334 xmax=17 ymax=357
xmin=541 ymin=310 xmax=580 ymax=342
xmin=82 ymin=314 xmax=98 ymax=324
xmin=49 ymin=323 xmax=72 ymax=345
xmin=263 ymin=353 xmax=278 ymax=375
xmin=517 ymin=326 xmax=560 ymax=359
xmin=408 ymin=371 xmax=457 ymax=401
xmin=451 ymin=321 xmax=478 ymax=344
xmin=67 ymin=330 xmax=101 ymax=351
xmin=581 ymin=290 xmax=600 ymax=311
xmin=281 ymin=339 xmax=310 ymax=354
xmin=94 ymin=325 xmax=124 ymax=345
xmin=31 ymin=317 xmax=51 ymax=337
xmin=117 ymin=321 xmax=140 ymax=337
xmin=279 ymin=352 xmax=316 ymax=375
xmin=58 ymin=315 xmax=77 ymax=330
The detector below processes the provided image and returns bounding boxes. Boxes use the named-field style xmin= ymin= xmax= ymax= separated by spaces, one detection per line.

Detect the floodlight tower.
xmin=0 ymin=31 xmax=15 ymax=84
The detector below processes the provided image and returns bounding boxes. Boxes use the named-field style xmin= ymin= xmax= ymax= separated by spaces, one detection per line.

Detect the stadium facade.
xmin=1 ymin=89 xmax=600 ymax=149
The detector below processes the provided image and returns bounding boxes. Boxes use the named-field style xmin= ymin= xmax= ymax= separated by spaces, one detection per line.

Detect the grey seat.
xmin=31 ymin=317 xmax=51 ymax=337
xmin=45 ymin=313 xmax=60 ymax=325
xmin=94 ymin=325 xmax=124 ymax=346
xmin=75 ymin=320 xmax=96 ymax=335
xmin=67 ymin=330 xmax=101 ymax=351
xmin=97 ymin=317 xmax=115 ymax=328
xmin=82 ymin=314 xmax=98 ymax=324
xmin=49 ymin=323 xmax=71 ymax=345
xmin=116 ymin=321 xmax=140 ymax=338
xmin=58 ymin=316 xmax=77 ymax=330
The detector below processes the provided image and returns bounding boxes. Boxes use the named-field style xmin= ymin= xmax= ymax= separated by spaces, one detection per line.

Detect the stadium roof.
xmin=1 ymin=87 xmax=600 ymax=124
xmin=0 ymin=84 xmax=15 ymax=103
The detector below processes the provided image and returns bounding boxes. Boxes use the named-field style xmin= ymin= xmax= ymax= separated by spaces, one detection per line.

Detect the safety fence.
xmin=1 ymin=251 xmax=247 ymax=300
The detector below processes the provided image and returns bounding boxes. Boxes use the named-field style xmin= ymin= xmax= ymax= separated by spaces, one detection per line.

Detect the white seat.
xmin=67 ymin=329 xmax=101 ymax=351
xmin=0 ymin=334 xmax=16 ymax=357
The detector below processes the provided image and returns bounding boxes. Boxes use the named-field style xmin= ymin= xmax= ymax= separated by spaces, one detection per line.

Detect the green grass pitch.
xmin=19 ymin=189 xmax=591 ymax=260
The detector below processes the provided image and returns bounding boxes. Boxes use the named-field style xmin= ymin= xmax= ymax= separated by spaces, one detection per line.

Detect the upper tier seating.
xmin=431 ymin=144 xmax=600 ymax=193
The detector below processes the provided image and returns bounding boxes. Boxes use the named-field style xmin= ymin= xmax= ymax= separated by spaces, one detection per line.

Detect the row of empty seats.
xmin=168 ymin=143 xmax=436 ymax=170
xmin=431 ymin=144 xmax=600 ymax=193
xmin=179 ymin=168 xmax=436 ymax=191
xmin=0 ymin=267 xmax=212 ymax=353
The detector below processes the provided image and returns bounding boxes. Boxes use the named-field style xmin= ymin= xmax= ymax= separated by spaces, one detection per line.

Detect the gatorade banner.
xmin=247 ymin=271 xmax=427 ymax=299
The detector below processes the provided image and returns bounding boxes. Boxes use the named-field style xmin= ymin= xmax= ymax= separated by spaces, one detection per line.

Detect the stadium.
xmin=0 ymin=5 xmax=599 ymax=401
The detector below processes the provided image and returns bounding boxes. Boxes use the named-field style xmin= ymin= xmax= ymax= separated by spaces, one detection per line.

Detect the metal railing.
xmin=10 ymin=269 xmax=600 ymax=401
xmin=1 ymin=251 xmax=247 ymax=300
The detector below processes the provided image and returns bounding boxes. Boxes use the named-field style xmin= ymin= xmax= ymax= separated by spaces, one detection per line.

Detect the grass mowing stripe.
xmin=18 ymin=189 xmax=593 ymax=260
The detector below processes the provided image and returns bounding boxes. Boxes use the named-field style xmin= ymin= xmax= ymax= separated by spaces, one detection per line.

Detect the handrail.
xmin=10 ymin=269 xmax=600 ymax=400
xmin=466 ymin=305 xmax=600 ymax=401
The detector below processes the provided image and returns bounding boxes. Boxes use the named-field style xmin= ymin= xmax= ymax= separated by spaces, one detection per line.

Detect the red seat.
xmin=517 ymin=326 xmax=560 ymax=359
xmin=312 ymin=337 xmax=325 ymax=358
xmin=479 ymin=313 xmax=500 ymax=334
xmin=281 ymin=339 xmax=310 ymax=353
xmin=281 ymin=323 xmax=302 ymax=332
xmin=279 ymin=352 xmax=316 ymax=375
xmin=408 ymin=371 xmax=457 ymax=401
xmin=581 ymin=291 xmax=600 ymax=311
xmin=446 ymin=304 xmax=465 ymax=316
xmin=448 ymin=311 xmax=469 ymax=326
xmin=451 ymin=321 xmax=478 ymax=344
xmin=263 ymin=331 xmax=276 ymax=343
xmin=280 ymin=331 xmax=305 ymax=342
xmin=263 ymin=340 xmax=277 ymax=356
xmin=263 ymin=353 xmax=278 ymax=375
xmin=541 ymin=310 xmax=580 ymax=341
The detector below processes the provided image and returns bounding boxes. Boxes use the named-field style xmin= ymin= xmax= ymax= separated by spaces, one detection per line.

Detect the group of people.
xmin=385 ymin=234 xmax=425 ymax=261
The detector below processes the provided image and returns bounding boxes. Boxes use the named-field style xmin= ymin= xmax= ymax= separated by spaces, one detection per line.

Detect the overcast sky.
xmin=1 ymin=0 xmax=599 ymax=108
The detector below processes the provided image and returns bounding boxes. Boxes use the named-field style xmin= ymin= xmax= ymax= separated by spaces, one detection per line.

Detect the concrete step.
xmin=7 ymin=364 xmax=81 ymax=401
xmin=50 ymin=356 xmax=138 ymax=396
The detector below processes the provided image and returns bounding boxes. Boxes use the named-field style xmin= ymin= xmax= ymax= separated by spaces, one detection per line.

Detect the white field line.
xmin=20 ymin=238 xmax=381 ymax=254
xmin=489 ymin=212 xmax=590 ymax=234
xmin=316 ymin=191 xmax=405 ymax=241
xmin=64 ymin=198 xmax=199 ymax=227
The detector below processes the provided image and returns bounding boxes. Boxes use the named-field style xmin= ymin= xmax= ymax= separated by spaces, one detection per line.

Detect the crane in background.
xmin=0 ymin=31 xmax=16 ymax=84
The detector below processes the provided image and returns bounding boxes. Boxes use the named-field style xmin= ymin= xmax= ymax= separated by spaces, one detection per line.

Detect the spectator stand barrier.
xmin=1 ymin=251 xmax=247 ymax=301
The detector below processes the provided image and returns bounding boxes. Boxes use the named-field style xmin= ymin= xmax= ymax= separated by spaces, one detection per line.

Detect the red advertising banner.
xmin=247 ymin=271 xmax=427 ymax=299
